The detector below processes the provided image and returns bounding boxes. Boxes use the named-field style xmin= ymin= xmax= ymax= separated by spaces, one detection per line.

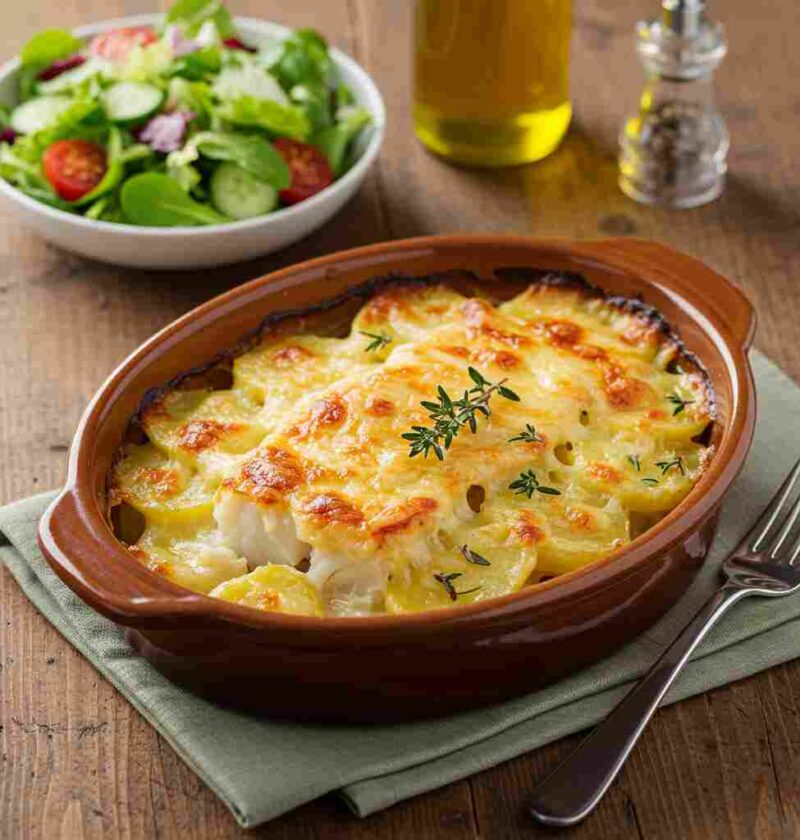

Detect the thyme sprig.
xmin=667 ymin=393 xmax=694 ymax=416
xmin=433 ymin=572 xmax=482 ymax=602
xmin=359 ymin=330 xmax=392 ymax=352
xmin=656 ymin=456 xmax=685 ymax=476
xmin=509 ymin=423 xmax=543 ymax=444
xmin=509 ymin=469 xmax=562 ymax=498
xmin=459 ymin=544 xmax=491 ymax=566
xmin=402 ymin=367 xmax=520 ymax=460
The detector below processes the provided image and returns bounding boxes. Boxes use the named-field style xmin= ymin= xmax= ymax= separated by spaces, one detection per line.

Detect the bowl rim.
xmin=0 ymin=13 xmax=386 ymax=236
xmin=39 ymin=234 xmax=757 ymax=643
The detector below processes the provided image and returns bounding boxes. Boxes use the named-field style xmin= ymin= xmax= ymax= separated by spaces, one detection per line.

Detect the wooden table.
xmin=2 ymin=0 xmax=799 ymax=836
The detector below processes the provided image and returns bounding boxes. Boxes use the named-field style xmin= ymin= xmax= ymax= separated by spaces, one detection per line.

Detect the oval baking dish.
xmin=39 ymin=235 xmax=756 ymax=721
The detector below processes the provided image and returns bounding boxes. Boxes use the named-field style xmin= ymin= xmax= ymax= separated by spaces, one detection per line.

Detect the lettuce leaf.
xmin=166 ymin=78 xmax=216 ymax=129
xmin=165 ymin=0 xmax=235 ymax=39
xmin=219 ymin=95 xmax=310 ymax=141
xmin=312 ymin=106 xmax=371 ymax=176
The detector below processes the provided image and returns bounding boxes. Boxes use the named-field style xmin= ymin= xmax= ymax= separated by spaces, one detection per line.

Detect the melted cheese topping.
xmin=110 ymin=281 xmax=714 ymax=615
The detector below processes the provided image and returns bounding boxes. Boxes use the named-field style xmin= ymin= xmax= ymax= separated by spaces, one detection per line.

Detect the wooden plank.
xmin=0 ymin=0 xmax=799 ymax=836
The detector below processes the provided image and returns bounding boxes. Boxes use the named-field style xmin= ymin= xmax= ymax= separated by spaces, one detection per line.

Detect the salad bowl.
xmin=0 ymin=15 xmax=385 ymax=269
xmin=38 ymin=235 xmax=756 ymax=721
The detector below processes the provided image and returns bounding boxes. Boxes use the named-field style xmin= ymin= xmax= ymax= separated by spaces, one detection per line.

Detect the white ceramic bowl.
xmin=0 ymin=15 xmax=385 ymax=269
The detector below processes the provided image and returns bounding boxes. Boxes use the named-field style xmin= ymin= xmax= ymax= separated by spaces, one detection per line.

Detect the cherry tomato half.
xmin=273 ymin=138 xmax=333 ymax=205
xmin=43 ymin=139 xmax=107 ymax=202
xmin=89 ymin=26 xmax=158 ymax=62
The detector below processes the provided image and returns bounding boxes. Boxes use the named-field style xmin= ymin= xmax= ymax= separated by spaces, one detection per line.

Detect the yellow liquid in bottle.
xmin=413 ymin=0 xmax=572 ymax=167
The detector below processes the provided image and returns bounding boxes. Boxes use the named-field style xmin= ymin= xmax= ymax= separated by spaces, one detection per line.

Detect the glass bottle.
xmin=413 ymin=0 xmax=572 ymax=168
xmin=618 ymin=0 xmax=728 ymax=208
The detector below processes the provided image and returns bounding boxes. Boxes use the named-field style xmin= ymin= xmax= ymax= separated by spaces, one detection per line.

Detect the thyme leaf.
xmin=509 ymin=469 xmax=562 ymax=498
xmin=627 ymin=454 xmax=642 ymax=472
xmin=433 ymin=572 xmax=482 ymax=601
xmin=509 ymin=423 xmax=543 ymax=444
xmin=667 ymin=393 xmax=694 ymax=416
xmin=459 ymin=544 xmax=491 ymax=566
xmin=403 ymin=366 xmax=520 ymax=460
xmin=641 ymin=477 xmax=660 ymax=486
xmin=656 ymin=456 xmax=685 ymax=476
xmin=359 ymin=330 xmax=392 ymax=352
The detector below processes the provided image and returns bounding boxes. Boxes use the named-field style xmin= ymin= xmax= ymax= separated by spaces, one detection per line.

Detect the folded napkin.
xmin=2 ymin=349 xmax=800 ymax=828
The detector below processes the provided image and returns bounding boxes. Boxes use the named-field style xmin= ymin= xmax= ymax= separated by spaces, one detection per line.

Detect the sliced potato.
xmin=132 ymin=522 xmax=247 ymax=594
xmin=142 ymin=388 xmax=266 ymax=466
xmin=112 ymin=443 xmax=214 ymax=526
xmin=210 ymin=565 xmax=324 ymax=617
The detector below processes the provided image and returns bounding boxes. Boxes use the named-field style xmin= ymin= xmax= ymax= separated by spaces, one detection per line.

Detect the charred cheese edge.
xmin=110 ymin=280 xmax=714 ymax=616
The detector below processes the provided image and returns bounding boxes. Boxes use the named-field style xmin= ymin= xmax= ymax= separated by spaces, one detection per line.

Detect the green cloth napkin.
xmin=2 ymin=350 xmax=800 ymax=829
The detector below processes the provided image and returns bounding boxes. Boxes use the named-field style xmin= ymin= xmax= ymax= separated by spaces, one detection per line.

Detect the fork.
xmin=529 ymin=456 xmax=800 ymax=827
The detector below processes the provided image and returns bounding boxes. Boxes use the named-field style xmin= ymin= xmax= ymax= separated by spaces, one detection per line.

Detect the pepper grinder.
xmin=618 ymin=0 xmax=728 ymax=208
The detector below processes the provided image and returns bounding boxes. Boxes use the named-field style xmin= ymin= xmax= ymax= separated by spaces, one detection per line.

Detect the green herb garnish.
xmin=459 ymin=545 xmax=491 ymax=566
xmin=433 ymin=572 xmax=482 ymax=602
xmin=667 ymin=393 xmax=695 ymax=416
xmin=509 ymin=469 xmax=562 ymax=498
xmin=359 ymin=330 xmax=392 ymax=353
xmin=641 ymin=477 xmax=660 ymax=486
xmin=656 ymin=457 xmax=685 ymax=476
xmin=627 ymin=454 xmax=642 ymax=472
xmin=509 ymin=423 xmax=543 ymax=444
xmin=402 ymin=367 xmax=520 ymax=460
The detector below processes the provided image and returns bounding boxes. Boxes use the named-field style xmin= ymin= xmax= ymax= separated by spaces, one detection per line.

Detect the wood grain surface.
xmin=1 ymin=0 xmax=799 ymax=837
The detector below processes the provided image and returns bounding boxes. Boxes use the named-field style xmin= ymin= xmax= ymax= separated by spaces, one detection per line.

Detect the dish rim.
xmin=39 ymin=234 xmax=757 ymax=642
xmin=0 ymin=14 xmax=387 ymax=236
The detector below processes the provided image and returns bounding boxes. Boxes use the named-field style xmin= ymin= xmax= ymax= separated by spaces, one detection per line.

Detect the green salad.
xmin=0 ymin=0 xmax=372 ymax=226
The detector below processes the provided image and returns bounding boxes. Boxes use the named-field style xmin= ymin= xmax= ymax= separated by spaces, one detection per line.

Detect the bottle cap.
xmin=661 ymin=0 xmax=706 ymax=38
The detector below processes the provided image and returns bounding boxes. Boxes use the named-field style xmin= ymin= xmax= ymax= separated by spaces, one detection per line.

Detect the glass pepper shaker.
xmin=618 ymin=0 xmax=728 ymax=208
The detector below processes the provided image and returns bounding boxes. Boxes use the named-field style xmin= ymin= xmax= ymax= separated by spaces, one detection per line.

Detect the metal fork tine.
xmin=789 ymin=534 xmax=800 ymax=566
xmin=770 ymin=493 xmax=800 ymax=559
xmin=748 ymin=457 xmax=800 ymax=553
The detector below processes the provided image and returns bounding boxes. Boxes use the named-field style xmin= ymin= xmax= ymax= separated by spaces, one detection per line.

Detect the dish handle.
xmin=38 ymin=488 xmax=208 ymax=625
xmin=578 ymin=238 xmax=756 ymax=351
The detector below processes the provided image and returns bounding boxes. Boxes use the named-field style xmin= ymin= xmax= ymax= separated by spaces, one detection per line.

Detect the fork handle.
xmin=529 ymin=583 xmax=750 ymax=827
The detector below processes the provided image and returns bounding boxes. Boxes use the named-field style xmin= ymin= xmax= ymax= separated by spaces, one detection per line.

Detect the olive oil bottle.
xmin=413 ymin=0 xmax=572 ymax=167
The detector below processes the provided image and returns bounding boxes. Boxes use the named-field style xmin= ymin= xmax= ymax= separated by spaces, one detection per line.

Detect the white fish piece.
xmin=214 ymin=491 xmax=309 ymax=569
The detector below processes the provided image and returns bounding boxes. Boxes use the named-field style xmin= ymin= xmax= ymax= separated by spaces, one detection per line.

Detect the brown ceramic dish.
xmin=39 ymin=236 xmax=756 ymax=721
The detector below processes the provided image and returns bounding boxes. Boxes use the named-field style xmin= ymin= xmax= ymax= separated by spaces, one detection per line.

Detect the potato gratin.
xmin=109 ymin=274 xmax=714 ymax=617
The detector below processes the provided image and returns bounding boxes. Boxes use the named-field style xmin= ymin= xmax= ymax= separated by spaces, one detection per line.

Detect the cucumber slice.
xmin=101 ymin=82 xmax=163 ymax=124
xmin=210 ymin=162 xmax=277 ymax=219
xmin=10 ymin=96 xmax=72 ymax=134
xmin=36 ymin=60 xmax=99 ymax=95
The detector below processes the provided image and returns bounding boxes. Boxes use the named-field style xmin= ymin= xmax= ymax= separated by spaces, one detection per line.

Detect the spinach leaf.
xmin=312 ymin=107 xmax=371 ymax=176
xmin=165 ymin=0 xmax=235 ymax=38
xmin=120 ymin=172 xmax=227 ymax=225
xmin=195 ymin=132 xmax=289 ymax=188
xmin=18 ymin=29 xmax=83 ymax=101
xmin=269 ymin=29 xmax=331 ymax=93
xmin=220 ymin=95 xmax=310 ymax=141
xmin=20 ymin=29 xmax=82 ymax=68
xmin=167 ymin=47 xmax=221 ymax=81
